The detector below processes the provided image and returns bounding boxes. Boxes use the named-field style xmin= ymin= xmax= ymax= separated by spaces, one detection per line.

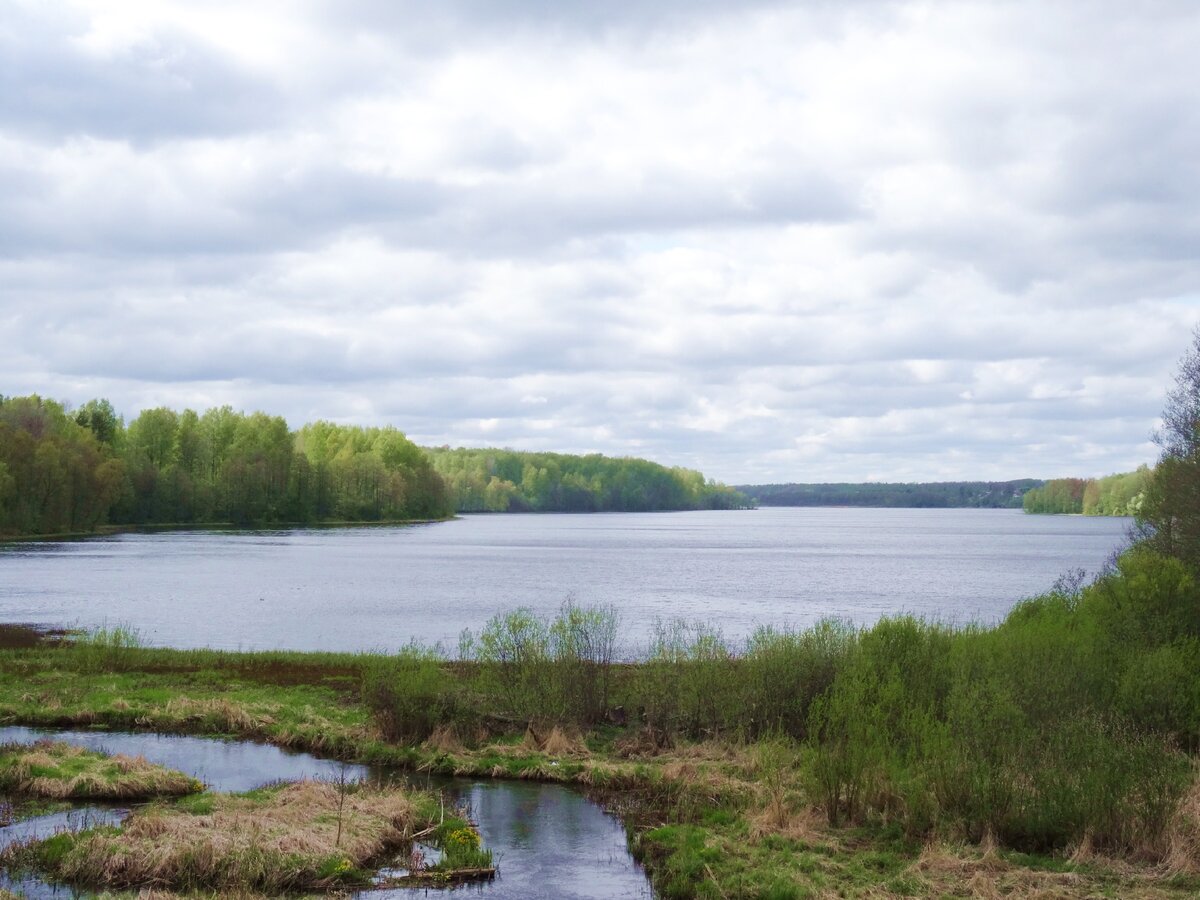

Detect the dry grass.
xmin=162 ymin=698 xmax=276 ymax=731
xmin=613 ymin=726 xmax=673 ymax=758
xmin=906 ymin=837 xmax=1200 ymax=899
xmin=747 ymin=803 xmax=825 ymax=844
xmin=1162 ymin=767 xmax=1200 ymax=875
xmin=23 ymin=780 xmax=426 ymax=892
xmin=421 ymin=723 xmax=465 ymax=754
xmin=0 ymin=740 xmax=201 ymax=800
xmin=542 ymin=725 xmax=589 ymax=757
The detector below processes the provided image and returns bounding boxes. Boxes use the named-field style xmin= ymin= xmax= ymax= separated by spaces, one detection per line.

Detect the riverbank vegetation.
xmin=0 ymin=396 xmax=748 ymax=537
xmin=2 ymin=776 xmax=492 ymax=893
xmin=1022 ymin=466 xmax=1153 ymax=515
xmin=0 ymin=740 xmax=201 ymax=800
xmin=1 ymin=531 xmax=1198 ymax=896
xmin=738 ymin=479 xmax=1040 ymax=509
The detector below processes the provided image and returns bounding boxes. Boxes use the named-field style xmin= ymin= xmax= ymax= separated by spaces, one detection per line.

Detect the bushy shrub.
xmin=742 ymin=619 xmax=856 ymax=738
xmin=361 ymin=646 xmax=459 ymax=743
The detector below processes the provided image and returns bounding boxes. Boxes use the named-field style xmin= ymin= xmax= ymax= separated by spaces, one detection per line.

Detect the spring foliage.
xmin=426 ymin=446 xmax=750 ymax=513
xmin=0 ymin=397 xmax=748 ymax=535
xmin=1023 ymin=468 xmax=1152 ymax=515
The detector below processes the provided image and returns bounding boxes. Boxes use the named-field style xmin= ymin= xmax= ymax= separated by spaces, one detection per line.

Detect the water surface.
xmin=0 ymin=508 xmax=1130 ymax=652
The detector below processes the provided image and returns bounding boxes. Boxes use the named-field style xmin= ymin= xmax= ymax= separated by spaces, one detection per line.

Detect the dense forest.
xmin=0 ymin=396 xmax=749 ymax=537
xmin=737 ymin=479 xmax=1041 ymax=508
xmin=0 ymin=396 xmax=453 ymax=535
xmin=426 ymin=447 xmax=749 ymax=513
xmin=1022 ymin=467 xmax=1152 ymax=515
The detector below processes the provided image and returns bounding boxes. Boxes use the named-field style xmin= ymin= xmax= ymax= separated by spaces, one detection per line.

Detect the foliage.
xmin=1021 ymin=477 xmax=1090 ymax=514
xmin=426 ymin=446 xmax=750 ymax=513
xmin=0 ymin=394 xmax=752 ymax=534
xmin=361 ymin=645 xmax=460 ymax=743
xmin=459 ymin=602 xmax=620 ymax=724
xmin=1023 ymin=468 xmax=1152 ymax=516
xmin=0 ymin=395 xmax=454 ymax=535
xmin=0 ymin=395 xmax=125 ymax=535
xmin=1141 ymin=327 xmax=1200 ymax=571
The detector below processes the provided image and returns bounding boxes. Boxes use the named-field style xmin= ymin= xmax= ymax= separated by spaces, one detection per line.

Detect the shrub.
xmin=361 ymin=646 xmax=459 ymax=743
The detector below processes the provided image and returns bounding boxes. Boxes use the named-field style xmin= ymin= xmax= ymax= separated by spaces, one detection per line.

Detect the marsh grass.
xmin=0 ymin=740 xmax=201 ymax=800
xmin=4 ymin=780 xmax=443 ymax=892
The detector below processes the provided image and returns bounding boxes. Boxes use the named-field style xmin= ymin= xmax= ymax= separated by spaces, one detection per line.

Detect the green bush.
xmin=360 ymin=646 xmax=459 ymax=743
xmin=549 ymin=601 xmax=619 ymax=724
xmin=742 ymin=619 xmax=856 ymax=739
xmin=1116 ymin=640 xmax=1200 ymax=747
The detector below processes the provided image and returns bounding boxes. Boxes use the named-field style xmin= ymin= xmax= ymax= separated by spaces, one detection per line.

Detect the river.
xmin=0 ymin=508 xmax=1130 ymax=652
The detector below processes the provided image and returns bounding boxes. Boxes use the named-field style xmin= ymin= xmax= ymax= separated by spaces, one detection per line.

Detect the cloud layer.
xmin=3 ymin=0 xmax=1198 ymax=481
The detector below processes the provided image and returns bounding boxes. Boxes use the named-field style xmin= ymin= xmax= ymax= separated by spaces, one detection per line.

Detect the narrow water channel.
xmin=0 ymin=727 xmax=653 ymax=899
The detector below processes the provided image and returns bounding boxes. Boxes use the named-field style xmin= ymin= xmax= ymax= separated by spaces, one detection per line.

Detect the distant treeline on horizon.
xmin=736 ymin=480 xmax=1042 ymax=509
xmin=0 ymin=395 xmax=749 ymax=537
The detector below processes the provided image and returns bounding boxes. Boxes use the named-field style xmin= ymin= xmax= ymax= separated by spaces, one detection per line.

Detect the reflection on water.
xmin=0 ymin=806 xmax=128 ymax=899
xmin=0 ymin=509 xmax=1131 ymax=652
xmin=0 ymin=726 xmax=371 ymax=793
xmin=0 ymin=727 xmax=652 ymax=899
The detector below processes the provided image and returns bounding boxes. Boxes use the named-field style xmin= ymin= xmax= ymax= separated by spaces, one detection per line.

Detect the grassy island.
xmin=2 ymin=777 xmax=492 ymax=894
xmin=0 ymin=740 xmax=201 ymax=801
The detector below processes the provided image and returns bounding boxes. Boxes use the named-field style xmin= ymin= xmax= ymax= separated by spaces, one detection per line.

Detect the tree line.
xmin=0 ymin=396 xmax=749 ymax=537
xmin=425 ymin=446 xmax=750 ymax=512
xmin=1022 ymin=466 xmax=1152 ymax=515
xmin=0 ymin=396 xmax=453 ymax=535
xmin=738 ymin=479 xmax=1041 ymax=508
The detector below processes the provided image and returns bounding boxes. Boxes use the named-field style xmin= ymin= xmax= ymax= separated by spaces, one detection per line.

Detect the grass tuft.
xmin=0 ymin=740 xmax=202 ymax=800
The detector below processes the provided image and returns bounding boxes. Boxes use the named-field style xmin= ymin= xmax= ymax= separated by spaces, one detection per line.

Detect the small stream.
xmin=0 ymin=726 xmax=653 ymax=899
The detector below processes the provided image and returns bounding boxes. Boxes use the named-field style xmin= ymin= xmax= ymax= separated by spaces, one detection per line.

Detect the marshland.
xmin=1 ymin=528 xmax=1199 ymax=899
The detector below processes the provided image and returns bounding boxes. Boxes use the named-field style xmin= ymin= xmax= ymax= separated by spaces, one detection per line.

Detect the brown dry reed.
xmin=0 ymin=740 xmax=201 ymax=800
xmin=25 ymin=780 xmax=423 ymax=892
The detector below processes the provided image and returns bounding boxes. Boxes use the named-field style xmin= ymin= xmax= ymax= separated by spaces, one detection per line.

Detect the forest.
xmin=738 ymin=479 xmax=1040 ymax=508
xmin=427 ymin=446 xmax=749 ymax=512
xmin=0 ymin=396 xmax=748 ymax=537
xmin=1021 ymin=467 xmax=1153 ymax=515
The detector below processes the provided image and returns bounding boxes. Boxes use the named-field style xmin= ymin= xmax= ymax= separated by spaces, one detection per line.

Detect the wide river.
xmin=0 ymin=508 xmax=1130 ymax=653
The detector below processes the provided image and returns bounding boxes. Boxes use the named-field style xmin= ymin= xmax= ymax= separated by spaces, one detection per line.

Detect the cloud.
xmin=1 ymin=0 xmax=1198 ymax=482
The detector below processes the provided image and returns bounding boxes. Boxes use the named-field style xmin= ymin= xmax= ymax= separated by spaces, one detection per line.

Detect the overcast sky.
xmin=2 ymin=1 xmax=1198 ymax=483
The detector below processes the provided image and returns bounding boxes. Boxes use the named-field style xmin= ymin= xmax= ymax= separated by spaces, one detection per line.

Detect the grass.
xmin=0 ymin=740 xmax=202 ymax=800
xmin=2 ymin=778 xmax=491 ymax=894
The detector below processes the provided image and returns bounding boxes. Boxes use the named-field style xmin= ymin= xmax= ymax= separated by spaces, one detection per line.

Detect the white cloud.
xmin=2 ymin=0 xmax=1198 ymax=482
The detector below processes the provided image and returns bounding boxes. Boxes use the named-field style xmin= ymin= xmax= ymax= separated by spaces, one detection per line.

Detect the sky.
xmin=2 ymin=1 xmax=1198 ymax=484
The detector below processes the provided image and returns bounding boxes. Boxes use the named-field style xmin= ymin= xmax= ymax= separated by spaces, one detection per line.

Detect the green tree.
xmin=1141 ymin=328 xmax=1200 ymax=571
